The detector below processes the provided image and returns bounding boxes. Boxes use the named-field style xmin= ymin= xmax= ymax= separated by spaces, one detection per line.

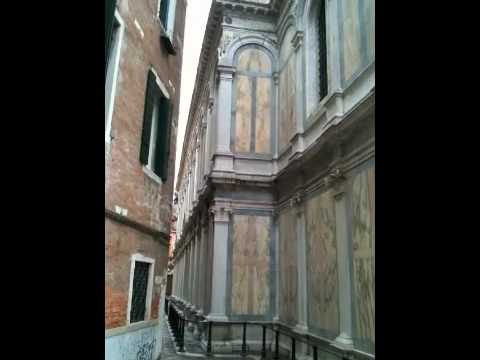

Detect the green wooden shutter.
xmin=154 ymin=97 xmax=172 ymax=181
xmin=140 ymin=70 xmax=159 ymax=165
xmin=319 ymin=0 xmax=328 ymax=101
xmin=159 ymin=0 xmax=170 ymax=28
xmin=105 ymin=0 xmax=117 ymax=80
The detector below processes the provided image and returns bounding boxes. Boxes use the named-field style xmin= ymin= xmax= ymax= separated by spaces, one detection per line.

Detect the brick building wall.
xmin=105 ymin=0 xmax=186 ymax=332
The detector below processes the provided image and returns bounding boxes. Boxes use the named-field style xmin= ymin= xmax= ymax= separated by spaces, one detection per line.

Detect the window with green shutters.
xmin=140 ymin=69 xmax=172 ymax=182
xmin=159 ymin=0 xmax=170 ymax=28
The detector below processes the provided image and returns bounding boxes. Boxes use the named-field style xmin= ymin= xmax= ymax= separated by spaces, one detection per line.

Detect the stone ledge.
xmin=105 ymin=319 xmax=160 ymax=338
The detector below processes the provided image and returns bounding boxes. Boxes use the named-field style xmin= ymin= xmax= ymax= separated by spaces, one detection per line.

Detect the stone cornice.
xmin=218 ymin=0 xmax=284 ymax=16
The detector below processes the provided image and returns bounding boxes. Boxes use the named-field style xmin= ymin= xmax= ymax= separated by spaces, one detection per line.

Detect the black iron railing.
xmin=166 ymin=298 xmax=185 ymax=352
xmin=164 ymin=296 xmax=373 ymax=360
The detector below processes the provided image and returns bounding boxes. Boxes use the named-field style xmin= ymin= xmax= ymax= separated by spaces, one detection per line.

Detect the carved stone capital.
xmin=217 ymin=65 xmax=236 ymax=81
xmin=209 ymin=206 xmax=232 ymax=223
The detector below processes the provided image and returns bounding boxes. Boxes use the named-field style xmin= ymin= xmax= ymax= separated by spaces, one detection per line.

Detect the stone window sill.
xmin=143 ymin=166 xmax=163 ymax=185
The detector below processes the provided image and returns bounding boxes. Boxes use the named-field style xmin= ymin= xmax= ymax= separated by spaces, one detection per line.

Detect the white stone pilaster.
xmin=333 ymin=186 xmax=354 ymax=349
xmin=215 ymin=66 xmax=235 ymax=154
xmin=293 ymin=191 xmax=308 ymax=334
xmin=207 ymin=205 xmax=231 ymax=321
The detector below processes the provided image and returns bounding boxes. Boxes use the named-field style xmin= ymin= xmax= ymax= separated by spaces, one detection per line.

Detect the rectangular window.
xmin=140 ymin=70 xmax=172 ymax=182
xmin=105 ymin=11 xmax=124 ymax=142
xmin=318 ymin=0 xmax=328 ymax=101
xmin=130 ymin=261 xmax=151 ymax=323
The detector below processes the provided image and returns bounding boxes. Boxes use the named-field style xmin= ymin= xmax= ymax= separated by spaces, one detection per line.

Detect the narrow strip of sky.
xmin=174 ymin=0 xmax=213 ymax=190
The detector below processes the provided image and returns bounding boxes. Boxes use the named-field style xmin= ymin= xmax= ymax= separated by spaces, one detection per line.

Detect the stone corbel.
xmin=324 ymin=167 xmax=345 ymax=188
xmin=289 ymin=190 xmax=305 ymax=214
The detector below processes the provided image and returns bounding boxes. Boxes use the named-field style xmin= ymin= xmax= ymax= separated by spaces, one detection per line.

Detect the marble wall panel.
xmin=235 ymin=75 xmax=252 ymax=152
xmin=342 ymin=0 xmax=362 ymax=81
xmin=363 ymin=0 xmax=375 ymax=61
xmin=231 ymin=215 xmax=271 ymax=315
xmin=255 ymin=78 xmax=271 ymax=154
xmin=351 ymin=165 xmax=375 ymax=350
xmin=342 ymin=0 xmax=375 ymax=82
xmin=278 ymin=207 xmax=298 ymax=326
xmin=305 ymin=189 xmax=339 ymax=338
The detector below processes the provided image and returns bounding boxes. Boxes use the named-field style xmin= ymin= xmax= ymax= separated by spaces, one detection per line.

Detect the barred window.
xmin=130 ymin=261 xmax=151 ymax=323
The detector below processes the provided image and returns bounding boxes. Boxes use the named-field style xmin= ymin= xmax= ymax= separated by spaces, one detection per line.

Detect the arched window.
xmin=233 ymin=46 xmax=273 ymax=154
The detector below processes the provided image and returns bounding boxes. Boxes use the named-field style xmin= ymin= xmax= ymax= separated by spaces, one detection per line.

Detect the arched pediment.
xmin=219 ymin=34 xmax=279 ymax=71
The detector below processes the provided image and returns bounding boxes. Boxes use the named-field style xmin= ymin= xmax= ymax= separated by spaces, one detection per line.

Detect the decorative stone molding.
xmin=217 ymin=0 xmax=284 ymax=17
xmin=219 ymin=30 xmax=238 ymax=57
xmin=292 ymin=30 xmax=304 ymax=51
xmin=208 ymin=97 xmax=215 ymax=112
xmin=217 ymin=65 xmax=236 ymax=81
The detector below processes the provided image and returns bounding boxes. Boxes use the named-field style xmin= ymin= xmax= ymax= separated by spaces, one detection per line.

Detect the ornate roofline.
xmin=218 ymin=0 xmax=283 ymax=16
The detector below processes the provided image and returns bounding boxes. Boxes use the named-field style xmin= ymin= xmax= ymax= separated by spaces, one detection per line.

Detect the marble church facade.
xmin=172 ymin=0 xmax=374 ymax=358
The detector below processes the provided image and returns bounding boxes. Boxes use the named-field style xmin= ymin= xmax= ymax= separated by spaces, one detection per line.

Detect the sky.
xmin=174 ymin=0 xmax=213 ymax=190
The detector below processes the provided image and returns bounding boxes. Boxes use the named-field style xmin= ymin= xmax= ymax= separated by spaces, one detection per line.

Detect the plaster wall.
xmin=105 ymin=321 xmax=161 ymax=360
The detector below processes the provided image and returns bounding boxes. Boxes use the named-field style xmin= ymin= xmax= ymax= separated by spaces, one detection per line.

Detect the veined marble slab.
xmin=306 ymin=189 xmax=340 ymax=338
xmin=231 ymin=214 xmax=271 ymax=315
xmin=279 ymin=207 xmax=298 ymax=325
xmin=351 ymin=165 xmax=375 ymax=348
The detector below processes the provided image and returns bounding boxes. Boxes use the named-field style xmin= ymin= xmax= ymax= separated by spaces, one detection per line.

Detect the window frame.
xmin=231 ymin=45 xmax=275 ymax=156
xmin=140 ymin=69 xmax=172 ymax=184
xmin=105 ymin=10 xmax=125 ymax=143
xmin=126 ymin=254 xmax=155 ymax=325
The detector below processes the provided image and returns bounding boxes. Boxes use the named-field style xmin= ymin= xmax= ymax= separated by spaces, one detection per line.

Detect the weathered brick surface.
xmin=105 ymin=219 xmax=169 ymax=329
xmin=106 ymin=0 xmax=185 ymax=232
xmin=105 ymin=0 xmax=186 ymax=330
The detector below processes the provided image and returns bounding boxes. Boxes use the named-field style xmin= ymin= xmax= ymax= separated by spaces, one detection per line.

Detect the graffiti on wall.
xmin=136 ymin=338 xmax=156 ymax=360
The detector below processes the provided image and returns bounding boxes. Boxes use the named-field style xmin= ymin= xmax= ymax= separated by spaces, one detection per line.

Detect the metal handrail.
xmin=164 ymin=297 xmax=374 ymax=360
